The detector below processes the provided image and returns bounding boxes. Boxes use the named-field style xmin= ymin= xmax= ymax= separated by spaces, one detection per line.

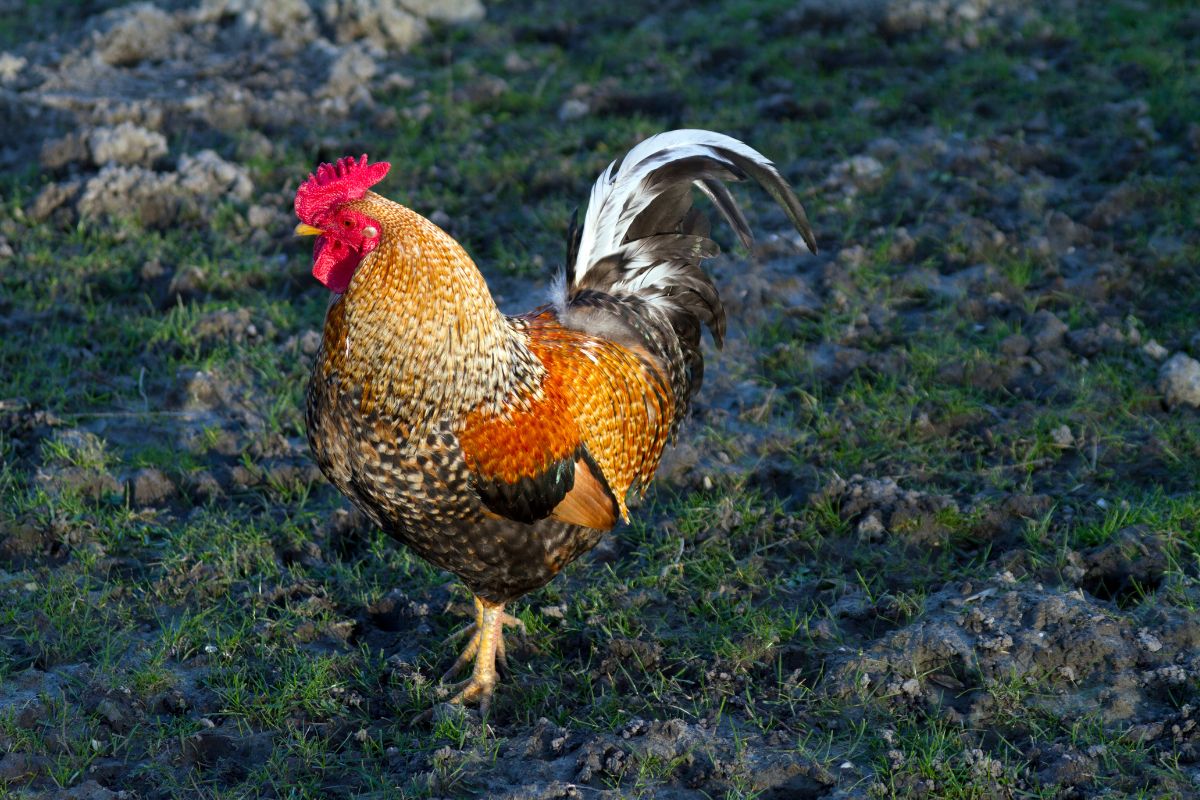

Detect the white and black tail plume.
xmin=557 ymin=129 xmax=817 ymax=412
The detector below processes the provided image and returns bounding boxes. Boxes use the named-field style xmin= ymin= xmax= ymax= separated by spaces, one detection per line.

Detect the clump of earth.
xmin=10 ymin=0 xmax=483 ymax=230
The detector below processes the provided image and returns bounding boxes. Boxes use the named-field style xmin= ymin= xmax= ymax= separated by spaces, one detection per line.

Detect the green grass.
xmin=1 ymin=0 xmax=1198 ymax=796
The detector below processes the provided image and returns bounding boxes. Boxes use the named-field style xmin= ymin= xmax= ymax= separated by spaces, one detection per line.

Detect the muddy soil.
xmin=1 ymin=0 xmax=1198 ymax=798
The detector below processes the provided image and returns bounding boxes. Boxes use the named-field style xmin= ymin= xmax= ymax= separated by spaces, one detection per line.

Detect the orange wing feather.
xmin=456 ymin=311 xmax=675 ymax=529
xmin=552 ymin=457 xmax=621 ymax=530
xmin=456 ymin=364 xmax=580 ymax=485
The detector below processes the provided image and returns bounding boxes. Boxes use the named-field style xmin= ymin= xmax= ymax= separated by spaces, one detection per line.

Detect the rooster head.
xmin=294 ymin=154 xmax=391 ymax=293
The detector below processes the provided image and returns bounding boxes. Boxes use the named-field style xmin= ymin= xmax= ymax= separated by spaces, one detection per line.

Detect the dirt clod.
xmin=132 ymin=467 xmax=176 ymax=507
xmin=1158 ymin=352 xmax=1200 ymax=408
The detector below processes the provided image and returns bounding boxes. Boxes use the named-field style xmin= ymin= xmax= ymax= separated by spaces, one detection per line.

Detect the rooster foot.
xmin=434 ymin=596 xmax=522 ymax=716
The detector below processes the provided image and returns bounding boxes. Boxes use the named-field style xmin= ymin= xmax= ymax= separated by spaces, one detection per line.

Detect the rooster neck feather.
xmin=315 ymin=195 xmax=545 ymax=434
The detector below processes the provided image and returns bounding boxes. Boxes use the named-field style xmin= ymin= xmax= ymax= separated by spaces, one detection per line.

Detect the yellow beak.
xmin=294 ymin=223 xmax=324 ymax=237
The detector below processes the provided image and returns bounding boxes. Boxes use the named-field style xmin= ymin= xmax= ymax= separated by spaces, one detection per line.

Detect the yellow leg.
xmin=438 ymin=596 xmax=525 ymax=716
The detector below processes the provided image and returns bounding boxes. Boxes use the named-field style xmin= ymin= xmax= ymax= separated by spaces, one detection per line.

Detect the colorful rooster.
xmin=295 ymin=130 xmax=816 ymax=713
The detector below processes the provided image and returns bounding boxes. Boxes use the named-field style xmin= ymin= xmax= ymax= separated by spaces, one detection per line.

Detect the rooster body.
xmin=296 ymin=131 xmax=815 ymax=712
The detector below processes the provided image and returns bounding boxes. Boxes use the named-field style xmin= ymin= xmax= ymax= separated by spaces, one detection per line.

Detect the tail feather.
xmin=694 ymin=178 xmax=751 ymax=249
xmin=560 ymin=129 xmax=816 ymax=410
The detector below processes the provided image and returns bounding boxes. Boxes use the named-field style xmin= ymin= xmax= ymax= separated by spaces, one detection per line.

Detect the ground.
xmin=0 ymin=0 xmax=1198 ymax=798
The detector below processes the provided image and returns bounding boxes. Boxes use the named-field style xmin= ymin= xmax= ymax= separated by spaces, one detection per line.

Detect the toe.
xmin=441 ymin=621 xmax=478 ymax=647
xmin=500 ymin=612 xmax=527 ymax=635
xmin=440 ymin=631 xmax=482 ymax=684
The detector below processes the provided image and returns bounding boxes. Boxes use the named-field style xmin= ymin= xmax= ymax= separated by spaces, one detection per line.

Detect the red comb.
xmin=294 ymin=154 xmax=391 ymax=223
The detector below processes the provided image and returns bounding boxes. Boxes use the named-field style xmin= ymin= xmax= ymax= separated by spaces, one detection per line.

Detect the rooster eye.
xmin=342 ymin=218 xmax=353 ymax=228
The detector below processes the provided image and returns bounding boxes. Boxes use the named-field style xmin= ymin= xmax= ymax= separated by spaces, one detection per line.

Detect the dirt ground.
xmin=1 ymin=0 xmax=1198 ymax=798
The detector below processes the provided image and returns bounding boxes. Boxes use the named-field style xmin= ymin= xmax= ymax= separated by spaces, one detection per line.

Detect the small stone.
xmin=504 ymin=51 xmax=531 ymax=73
xmin=1051 ymin=425 xmax=1074 ymax=448
xmin=181 ymin=730 xmax=239 ymax=767
xmin=1044 ymin=210 xmax=1090 ymax=253
xmin=164 ymin=265 xmax=207 ymax=306
xmin=323 ymin=48 xmax=377 ymax=101
xmin=41 ymin=132 xmax=91 ymax=169
xmin=1158 ymin=353 xmax=1200 ymax=409
xmin=299 ymin=328 xmax=323 ymax=356
xmin=193 ymin=308 xmax=253 ymax=343
xmin=837 ymin=244 xmax=868 ymax=269
xmin=322 ymin=0 xmax=429 ymax=51
xmin=0 ymin=52 xmax=26 ymax=82
xmin=401 ymin=0 xmax=485 ymax=22
xmin=29 ymin=181 xmax=82 ymax=222
xmin=825 ymin=154 xmax=885 ymax=197
xmin=229 ymin=465 xmax=261 ymax=489
xmin=540 ymin=604 xmax=567 ymax=619
xmin=810 ymin=619 xmax=836 ymax=640
xmin=558 ymin=98 xmax=590 ymax=121
xmin=888 ymin=226 xmax=916 ymax=261
xmin=36 ymin=466 xmax=123 ymax=502
xmin=95 ymin=698 xmax=127 ymax=728
xmin=1141 ymin=340 xmax=1168 ymax=361
xmin=1029 ymin=310 xmax=1068 ymax=352
xmin=1137 ymin=629 xmax=1163 ymax=653
xmin=246 ymin=205 xmax=279 ymax=229
xmin=78 ymin=165 xmax=181 ymax=228
xmin=1000 ymin=334 xmax=1031 ymax=358
xmin=140 ymin=259 xmax=166 ymax=281
xmin=856 ymin=512 xmax=886 ymax=542
xmin=178 ymin=369 xmax=225 ymax=410
xmin=1065 ymin=323 xmax=1125 ymax=357
xmin=152 ymin=689 xmax=189 ymax=715
xmin=177 ymin=150 xmax=253 ymax=203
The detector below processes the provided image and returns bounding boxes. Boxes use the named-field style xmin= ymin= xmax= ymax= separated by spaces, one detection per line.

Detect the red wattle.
xmin=311 ymin=236 xmax=360 ymax=294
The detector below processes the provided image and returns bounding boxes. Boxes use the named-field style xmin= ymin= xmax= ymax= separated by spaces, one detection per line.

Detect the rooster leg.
xmin=440 ymin=596 xmax=525 ymax=683
xmin=439 ymin=597 xmax=522 ymax=716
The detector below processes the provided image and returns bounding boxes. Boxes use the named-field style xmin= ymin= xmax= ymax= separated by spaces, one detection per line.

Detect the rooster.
xmin=295 ymin=130 xmax=816 ymax=714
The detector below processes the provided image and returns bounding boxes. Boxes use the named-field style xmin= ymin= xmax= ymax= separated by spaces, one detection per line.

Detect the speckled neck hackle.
xmin=316 ymin=193 xmax=546 ymax=435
